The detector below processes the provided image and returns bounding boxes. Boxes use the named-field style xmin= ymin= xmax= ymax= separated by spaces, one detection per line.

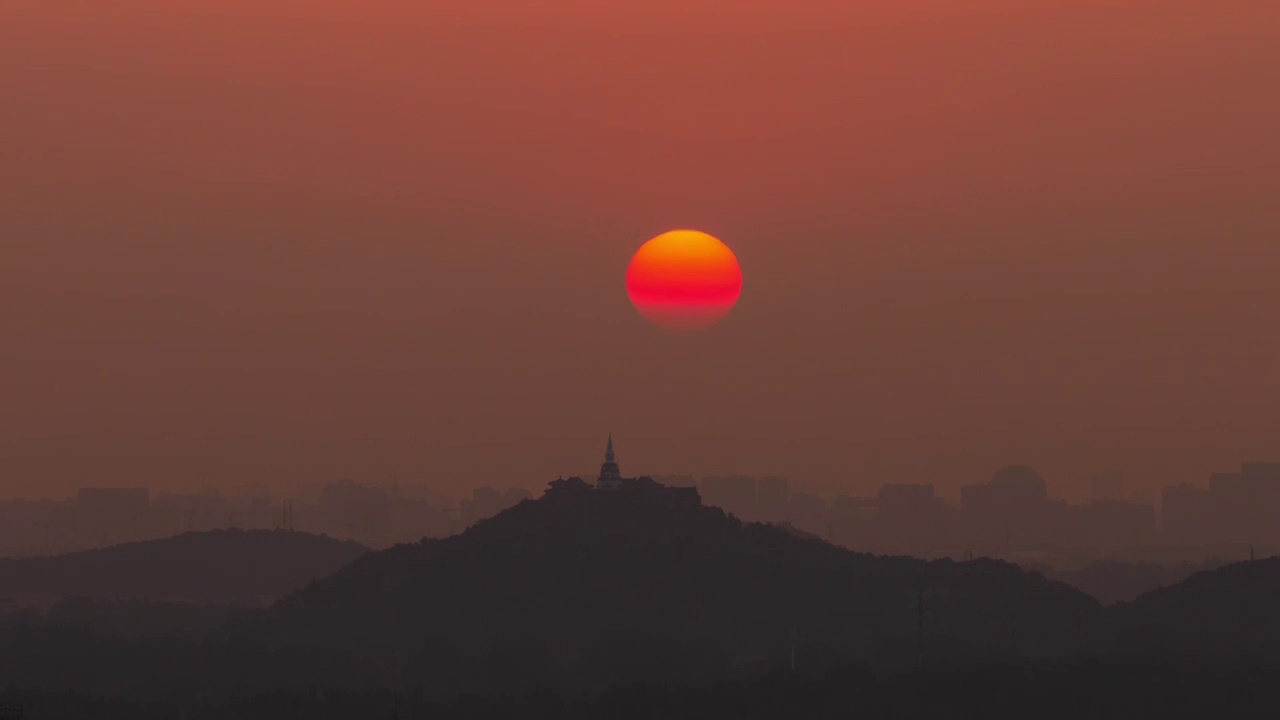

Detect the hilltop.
xmin=258 ymin=484 xmax=1103 ymax=694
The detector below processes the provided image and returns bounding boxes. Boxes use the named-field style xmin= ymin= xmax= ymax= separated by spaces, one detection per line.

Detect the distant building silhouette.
xmin=1162 ymin=462 xmax=1280 ymax=547
xmin=878 ymin=484 xmax=935 ymax=512
xmin=961 ymin=466 xmax=1057 ymax=555
xmin=5 ymin=453 xmax=1280 ymax=565
xmin=876 ymin=484 xmax=955 ymax=555
xmin=830 ymin=494 xmax=878 ymax=551
xmin=1073 ymin=498 xmax=1156 ymax=550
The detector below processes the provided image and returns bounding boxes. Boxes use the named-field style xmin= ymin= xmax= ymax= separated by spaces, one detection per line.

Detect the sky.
xmin=2 ymin=0 xmax=1279 ymax=502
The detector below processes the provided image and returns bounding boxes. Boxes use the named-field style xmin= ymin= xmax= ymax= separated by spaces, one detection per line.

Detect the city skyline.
xmin=0 ymin=429 xmax=1269 ymax=501
xmin=0 ymin=428 xmax=1271 ymax=506
xmin=4 ymin=434 xmax=1275 ymax=568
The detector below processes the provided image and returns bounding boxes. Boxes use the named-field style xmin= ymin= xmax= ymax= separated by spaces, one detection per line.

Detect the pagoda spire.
xmin=597 ymin=433 xmax=622 ymax=488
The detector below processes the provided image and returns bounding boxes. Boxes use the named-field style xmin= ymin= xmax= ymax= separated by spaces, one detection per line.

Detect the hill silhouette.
xmin=1108 ymin=556 xmax=1280 ymax=661
xmin=257 ymin=485 xmax=1104 ymax=694
xmin=0 ymin=529 xmax=368 ymax=604
xmin=1027 ymin=558 xmax=1224 ymax=606
xmin=3 ymin=496 xmax=1279 ymax=704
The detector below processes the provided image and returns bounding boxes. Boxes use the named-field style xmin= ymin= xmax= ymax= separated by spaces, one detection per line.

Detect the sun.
xmin=626 ymin=230 xmax=743 ymax=334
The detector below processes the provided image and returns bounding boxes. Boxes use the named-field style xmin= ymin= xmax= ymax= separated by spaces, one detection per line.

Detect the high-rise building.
xmin=960 ymin=466 xmax=1057 ymax=553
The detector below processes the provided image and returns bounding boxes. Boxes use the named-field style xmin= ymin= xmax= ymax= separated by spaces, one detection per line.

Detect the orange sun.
xmin=626 ymin=230 xmax=743 ymax=334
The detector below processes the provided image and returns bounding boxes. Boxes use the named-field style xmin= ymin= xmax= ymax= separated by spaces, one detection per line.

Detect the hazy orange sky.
xmin=3 ymin=0 xmax=1279 ymax=502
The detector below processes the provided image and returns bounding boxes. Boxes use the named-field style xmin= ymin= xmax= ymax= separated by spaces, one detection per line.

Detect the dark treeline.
xmin=3 ymin=661 xmax=1277 ymax=719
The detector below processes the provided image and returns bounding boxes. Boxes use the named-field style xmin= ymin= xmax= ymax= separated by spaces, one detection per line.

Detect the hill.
xmin=0 ymin=529 xmax=369 ymax=604
xmin=1107 ymin=556 xmax=1280 ymax=661
xmin=256 ymin=485 xmax=1104 ymax=694
xmin=5 ymin=495 xmax=1279 ymax=702
xmin=1027 ymin=559 xmax=1222 ymax=606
